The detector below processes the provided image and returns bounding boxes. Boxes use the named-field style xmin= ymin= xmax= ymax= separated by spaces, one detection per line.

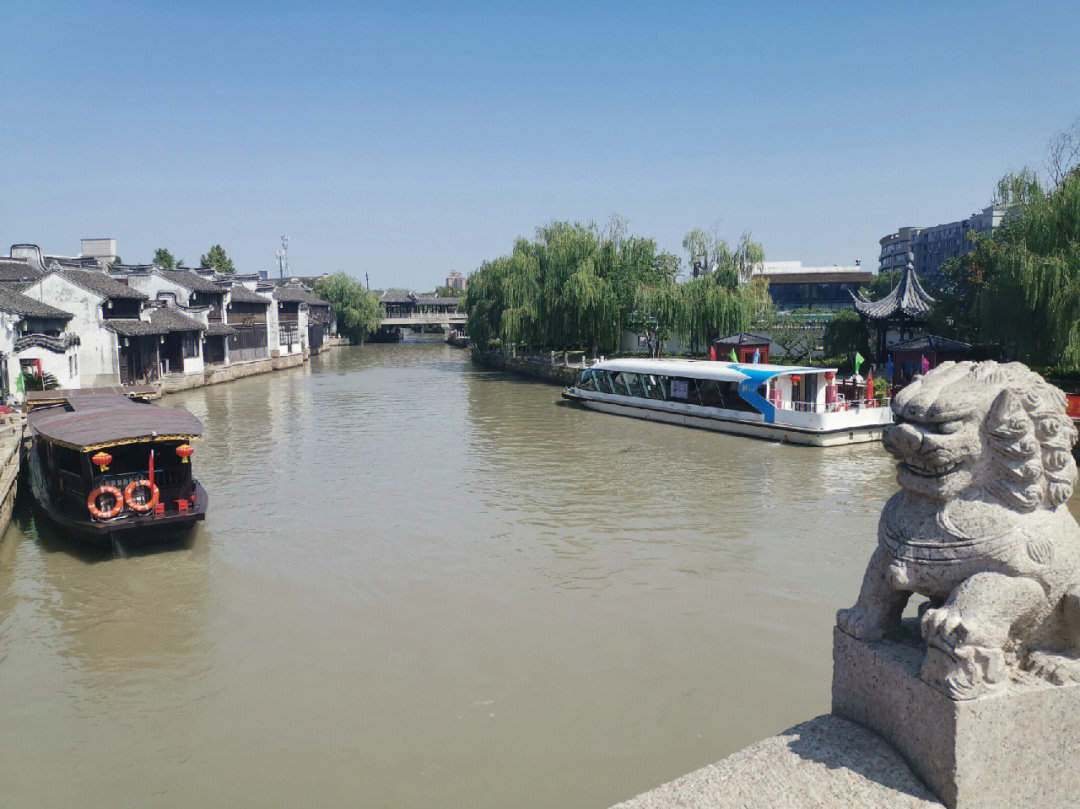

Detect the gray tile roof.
xmin=227 ymin=284 xmax=271 ymax=304
xmin=272 ymin=285 xmax=328 ymax=304
xmin=853 ymin=261 xmax=936 ymax=321
xmin=0 ymin=258 xmax=45 ymax=285
xmin=59 ymin=269 xmax=148 ymax=300
xmin=14 ymin=333 xmax=80 ymax=353
xmin=412 ymin=294 xmax=460 ymax=306
xmin=712 ymin=332 xmax=773 ymax=346
xmin=148 ymin=306 xmax=205 ymax=332
xmin=103 ymin=307 xmax=204 ymax=337
xmin=889 ymin=335 xmax=971 ymax=353
xmin=158 ymin=268 xmax=225 ymax=294
xmin=205 ymin=321 xmax=237 ymax=336
xmin=380 ymin=291 xmax=414 ymax=304
xmin=0 ymin=286 xmax=74 ymax=319
xmin=102 ymin=319 xmax=160 ymax=337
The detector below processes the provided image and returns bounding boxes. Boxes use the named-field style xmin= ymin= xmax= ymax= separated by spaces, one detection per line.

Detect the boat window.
xmin=577 ymin=370 xmax=596 ymax=392
xmin=725 ymin=383 xmax=757 ymax=412
xmin=641 ymin=374 xmax=664 ymax=400
xmin=669 ymin=378 xmax=691 ymax=401
xmin=696 ymin=380 xmax=725 ymax=408
xmin=596 ymin=371 xmax=616 ymax=394
xmin=686 ymin=378 xmax=705 ymax=405
xmin=623 ymin=373 xmax=644 ymax=397
xmin=53 ymin=445 xmax=82 ymax=476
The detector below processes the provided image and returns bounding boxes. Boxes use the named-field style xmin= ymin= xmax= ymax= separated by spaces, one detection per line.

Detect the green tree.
xmin=682 ymin=227 xmax=728 ymax=278
xmin=434 ymin=284 xmax=464 ymax=302
xmin=861 ymin=268 xmax=902 ymax=301
xmin=313 ymin=273 xmax=384 ymax=344
xmin=153 ymin=248 xmax=177 ymax=269
xmin=631 ymin=283 xmax=683 ymax=357
xmin=934 ymin=168 xmax=1080 ymax=365
xmin=464 ymin=219 xmax=770 ymax=357
xmin=200 ymin=244 xmax=235 ymax=274
xmin=823 ymin=308 xmax=871 ymax=358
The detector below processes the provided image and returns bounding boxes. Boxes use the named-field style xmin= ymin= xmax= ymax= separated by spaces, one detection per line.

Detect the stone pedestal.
xmin=832 ymin=625 xmax=1080 ymax=809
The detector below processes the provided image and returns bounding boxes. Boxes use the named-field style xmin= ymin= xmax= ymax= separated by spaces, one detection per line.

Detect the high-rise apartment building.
xmin=445 ymin=270 xmax=466 ymax=291
xmin=878 ymin=206 xmax=1005 ymax=290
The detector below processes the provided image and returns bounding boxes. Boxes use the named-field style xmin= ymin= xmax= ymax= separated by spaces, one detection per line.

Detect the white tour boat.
xmin=562 ymin=358 xmax=892 ymax=446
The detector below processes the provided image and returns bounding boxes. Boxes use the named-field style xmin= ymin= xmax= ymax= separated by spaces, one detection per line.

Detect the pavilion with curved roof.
xmin=852 ymin=254 xmax=936 ymax=359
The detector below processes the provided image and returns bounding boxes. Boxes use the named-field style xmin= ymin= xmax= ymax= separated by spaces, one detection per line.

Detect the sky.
xmin=3 ymin=1 xmax=1078 ymax=290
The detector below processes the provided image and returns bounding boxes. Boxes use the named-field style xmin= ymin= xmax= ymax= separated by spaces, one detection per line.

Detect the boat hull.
xmin=563 ymin=391 xmax=887 ymax=446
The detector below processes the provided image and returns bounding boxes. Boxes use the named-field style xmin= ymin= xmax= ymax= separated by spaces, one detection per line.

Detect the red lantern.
xmin=790 ymin=375 xmax=801 ymax=384
xmin=92 ymin=452 xmax=112 ymax=472
xmin=175 ymin=444 xmax=194 ymax=464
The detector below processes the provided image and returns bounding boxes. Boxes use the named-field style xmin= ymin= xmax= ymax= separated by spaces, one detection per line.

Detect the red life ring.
xmin=124 ymin=480 xmax=160 ymax=513
xmin=87 ymin=485 xmax=124 ymax=520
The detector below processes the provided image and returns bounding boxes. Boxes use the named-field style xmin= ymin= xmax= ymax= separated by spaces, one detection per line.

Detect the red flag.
xmin=865 ymin=368 xmax=874 ymax=403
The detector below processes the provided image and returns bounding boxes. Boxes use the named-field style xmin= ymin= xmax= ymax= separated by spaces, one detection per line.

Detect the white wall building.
xmin=20 ymin=268 xmax=148 ymax=386
xmin=0 ymin=287 xmax=80 ymax=401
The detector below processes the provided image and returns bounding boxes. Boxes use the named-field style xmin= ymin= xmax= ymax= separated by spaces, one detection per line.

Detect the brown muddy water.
xmin=0 ymin=342 xmax=982 ymax=808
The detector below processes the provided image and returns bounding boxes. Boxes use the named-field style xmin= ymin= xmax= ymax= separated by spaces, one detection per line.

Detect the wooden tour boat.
xmin=25 ymin=388 xmax=207 ymax=542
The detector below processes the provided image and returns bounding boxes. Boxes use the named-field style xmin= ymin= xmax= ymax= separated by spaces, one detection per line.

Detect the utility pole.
xmin=275 ymin=235 xmax=290 ymax=280
xmin=365 ymin=272 xmax=369 ymax=290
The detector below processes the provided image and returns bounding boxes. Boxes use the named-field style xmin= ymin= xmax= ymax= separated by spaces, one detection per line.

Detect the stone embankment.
xmin=471 ymin=348 xmax=585 ymax=386
xmin=0 ymin=414 xmax=24 ymax=551
xmin=158 ymin=350 xmax=311 ymax=394
xmin=158 ymin=336 xmax=352 ymax=394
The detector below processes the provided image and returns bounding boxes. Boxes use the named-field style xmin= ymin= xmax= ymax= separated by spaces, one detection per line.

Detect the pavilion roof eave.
xmin=853 ymin=260 xmax=936 ymax=322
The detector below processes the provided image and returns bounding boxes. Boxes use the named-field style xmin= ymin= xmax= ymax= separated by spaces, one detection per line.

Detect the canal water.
xmin=2 ymin=343 xmax=912 ymax=807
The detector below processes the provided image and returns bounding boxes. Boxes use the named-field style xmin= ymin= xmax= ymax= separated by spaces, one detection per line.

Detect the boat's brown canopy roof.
xmin=27 ymin=391 xmax=203 ymax=451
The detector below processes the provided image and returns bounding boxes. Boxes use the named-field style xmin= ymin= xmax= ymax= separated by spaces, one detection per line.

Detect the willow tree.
xmin=462 ymin=219 xmax=668 ymax=355
xmin=631 ymin=282 xmax=685 ymax=357
xmin=313 ymin=273 xmax=383 ymax=344
xmin=680 ymin=274 xmax=771 ymax=354
xmin=936 ymin=168 xmax=1080 ymax=366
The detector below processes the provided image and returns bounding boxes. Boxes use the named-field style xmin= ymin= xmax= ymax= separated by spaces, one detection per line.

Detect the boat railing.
xmin=100 ymin=467 xmax=187 ymax=491
xmin=779 ymin=398 xmax=891 ymax=414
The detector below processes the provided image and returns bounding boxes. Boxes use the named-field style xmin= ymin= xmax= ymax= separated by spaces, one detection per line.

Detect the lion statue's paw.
xmin=836 ymin=606 xmax=885 ymax=641
xmin=1024 ymin=651 xmax=1080 ymax=685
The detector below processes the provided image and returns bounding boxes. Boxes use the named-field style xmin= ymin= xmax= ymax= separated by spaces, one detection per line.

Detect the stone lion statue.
xmin=837 ymin=361 xmax=1080 ymax=699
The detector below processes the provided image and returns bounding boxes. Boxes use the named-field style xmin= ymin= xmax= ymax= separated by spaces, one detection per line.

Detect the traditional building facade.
xmin=0 ymin=286 xmax=80 ymax=400
xmin=20 ymin=268 xmax=148 ymax=386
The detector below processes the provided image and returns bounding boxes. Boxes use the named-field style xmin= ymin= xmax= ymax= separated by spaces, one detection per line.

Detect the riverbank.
xmin=157 ymin=336 xmax=352 ymax=395
xmin=470 ymin=347 xmax=582 ymax=385
xmin=158 ymin=350 xmax=310 ymax=394
xmin=0 ymin=415 xmax=23 ymax=553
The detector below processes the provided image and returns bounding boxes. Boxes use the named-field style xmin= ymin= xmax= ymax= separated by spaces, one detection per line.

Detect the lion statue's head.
xmin=884 ymin=361 xmax=1077 ymax=511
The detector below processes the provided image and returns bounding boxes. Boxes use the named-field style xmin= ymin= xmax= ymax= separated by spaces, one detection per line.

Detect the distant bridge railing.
xmin=381 ymin=312 xmax=467 ymax=326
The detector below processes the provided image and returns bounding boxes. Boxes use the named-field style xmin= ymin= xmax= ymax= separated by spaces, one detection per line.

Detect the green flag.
xmin=15 ymin=373 xmax=24 ymax=393
xmin=854 ymin=351 xmax=864 ymax=375
xmin=729 ymin=348 xmax=737 ymax=362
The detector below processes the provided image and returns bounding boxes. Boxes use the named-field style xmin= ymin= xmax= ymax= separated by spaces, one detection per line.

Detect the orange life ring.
xmin=124 ymin=480 xmax=160 ymax=513
xmin=87 ymin=485 xmax=124 ymax=520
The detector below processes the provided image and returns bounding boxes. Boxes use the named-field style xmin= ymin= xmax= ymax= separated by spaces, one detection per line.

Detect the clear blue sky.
xmin=3 ymin=1 xmax=1078 ymax=289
